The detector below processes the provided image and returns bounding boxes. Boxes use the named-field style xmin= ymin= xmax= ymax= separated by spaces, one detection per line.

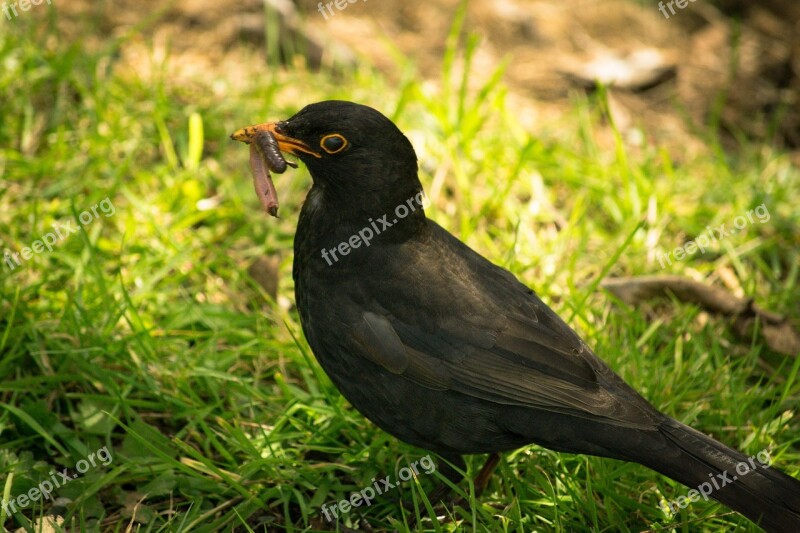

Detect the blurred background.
xmin=1 ymin=0 xmax=798 ymax=531
xmin=48 ymin=0 xmax=800 ymax=150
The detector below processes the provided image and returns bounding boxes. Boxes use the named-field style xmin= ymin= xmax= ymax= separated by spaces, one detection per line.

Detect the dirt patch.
xmin=55 ymin=0 xmax=800 ymax=158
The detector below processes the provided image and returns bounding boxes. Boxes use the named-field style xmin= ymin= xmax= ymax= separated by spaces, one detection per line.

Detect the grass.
xmin=1 ymin=4 xmax=799 ymax=532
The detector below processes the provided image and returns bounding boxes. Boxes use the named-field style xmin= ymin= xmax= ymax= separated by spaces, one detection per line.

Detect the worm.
xmin=254 ymin=130 xmax=287 ymax=173
xmin=249 ymin=143 xmax=279 ymax=217
xmin=254 ymin=130 xmax=297 ymax=173
xmin=235 ymin=127 xmax=297 ymax=217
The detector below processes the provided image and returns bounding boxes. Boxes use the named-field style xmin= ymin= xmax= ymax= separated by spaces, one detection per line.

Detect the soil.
xmin=54 ymin=0 xmax=800 ymax=159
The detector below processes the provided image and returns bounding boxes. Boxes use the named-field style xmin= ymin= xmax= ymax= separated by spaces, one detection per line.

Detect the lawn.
xmin=1 ymin=4 xmax=799 ymax=532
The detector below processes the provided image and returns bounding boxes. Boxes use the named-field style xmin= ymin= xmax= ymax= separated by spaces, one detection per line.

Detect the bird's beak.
xmin=230 ymin=122 xmax=321 ymax=159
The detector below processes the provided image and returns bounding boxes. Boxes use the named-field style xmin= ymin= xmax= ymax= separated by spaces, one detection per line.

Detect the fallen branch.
xmin=601 ymin=275 xmax=799 ymax=357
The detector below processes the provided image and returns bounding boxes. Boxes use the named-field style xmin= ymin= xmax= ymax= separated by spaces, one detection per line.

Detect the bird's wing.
xmin=353 ymin=221 xmax=658 ymax=429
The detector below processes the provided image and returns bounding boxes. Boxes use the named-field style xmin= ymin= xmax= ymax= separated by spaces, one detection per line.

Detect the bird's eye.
xmin=320 ymin=133 xmax=348 ymax=154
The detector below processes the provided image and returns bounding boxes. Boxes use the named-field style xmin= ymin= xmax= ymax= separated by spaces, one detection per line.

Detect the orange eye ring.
xmin=320 ymin=133 xmax=348 ymax=154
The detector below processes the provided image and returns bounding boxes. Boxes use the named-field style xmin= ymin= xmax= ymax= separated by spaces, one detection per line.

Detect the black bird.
xmin=232 ymin=100 xmax=800 ymax=531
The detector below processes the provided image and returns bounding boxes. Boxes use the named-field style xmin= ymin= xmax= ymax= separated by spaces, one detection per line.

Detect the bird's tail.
xmin=629 ymin=418 xmax=800 ymax=531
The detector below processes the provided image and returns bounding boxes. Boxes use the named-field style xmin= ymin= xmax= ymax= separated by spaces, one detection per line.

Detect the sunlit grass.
xmin=1 ymin=4 xmax=798 ymax=532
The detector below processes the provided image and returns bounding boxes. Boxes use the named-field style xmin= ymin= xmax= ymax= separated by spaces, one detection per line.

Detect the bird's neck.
xmin=295 ymin=185 xmax=427 ymax=266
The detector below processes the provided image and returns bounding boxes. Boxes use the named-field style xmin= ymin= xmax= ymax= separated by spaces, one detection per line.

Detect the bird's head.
xmin=232 ymin=101 xmax=423 ymax=220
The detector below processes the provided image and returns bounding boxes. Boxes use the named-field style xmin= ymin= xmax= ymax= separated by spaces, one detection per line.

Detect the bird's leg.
xmin=405 ymin=452 xmax=503 ymax=529
xmin=473 ymin=452 xmax=502 ymax=497
xmin=426 ymin=452 xmax=502 ymax=506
